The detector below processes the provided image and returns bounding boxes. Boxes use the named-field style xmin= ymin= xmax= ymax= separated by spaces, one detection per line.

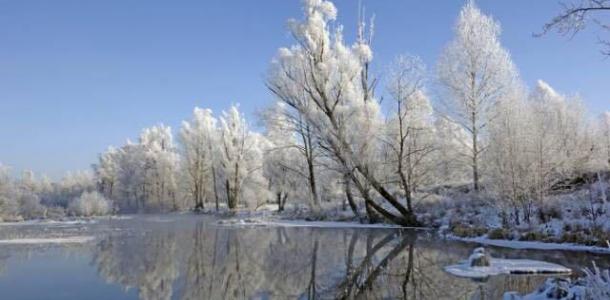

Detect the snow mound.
xmin=445 ymin=258 xmax=571 ymax=279
xmin=445 ymin=248 xmax=570 ymax=279
xmin=0 ymin=236 xmax=95 ymax=245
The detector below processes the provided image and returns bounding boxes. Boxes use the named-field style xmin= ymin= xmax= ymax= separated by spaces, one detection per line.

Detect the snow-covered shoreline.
xmin=448 ymin=234 xmax=610 ymax=254
xmin=0 ymin=236 xmax=95 ymax=245
xmin=0 ymin=215 xmax=132 ymax=227
xmin=215 ymin=218 xmax=413 ymax=229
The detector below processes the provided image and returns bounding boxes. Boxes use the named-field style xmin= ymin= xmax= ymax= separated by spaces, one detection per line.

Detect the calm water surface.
xmin=0 ymin=214 xmax=608 ymax=300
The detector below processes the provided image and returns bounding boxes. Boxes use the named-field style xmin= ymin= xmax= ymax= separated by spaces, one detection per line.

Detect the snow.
xmin=503 ymin=279 xmax=587 ymax=300
xmin=445 ymin=258 xmax=571 ymax=279
xmin=450 ymin=235 xmax=610 ymax=254
xmin=263 ymin=220 xmax=405 ymax=229
xmin=143 ymin=216 xmax=177 ymax=223
xmin=505 ymin=263 xmax=610 ymax=299
xmin=216 ymin=218 xmax=410 ymax=229
xmin=0 ymin=236 xmax=95 ymax=245
xmin=0 ymin=219 xmax=97 ymax=227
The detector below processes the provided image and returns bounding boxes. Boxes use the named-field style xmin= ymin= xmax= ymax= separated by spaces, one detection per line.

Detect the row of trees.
xmin=0 ymin=166 xmax=98 ymax=220
xmin=95 ymin=106 xmax=267 ymax=213
xmin=90 ymin=0 xmax=610 ymax=226
xmin=1 ymin=0 xmax=607 ymax=225
xmin=263 ymin=0 xmax=608 ymax=225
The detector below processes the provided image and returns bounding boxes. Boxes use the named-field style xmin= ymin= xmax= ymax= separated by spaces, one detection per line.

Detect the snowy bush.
xmin=505 ymin=263 xmax=610 ymax=299
xmin=581 ymin=262 xmax=610 ymax=299
xmin=68 ymin=191 xmax=112 ymax=217
xmin=19 ymin=193 xmax=46 ymax=220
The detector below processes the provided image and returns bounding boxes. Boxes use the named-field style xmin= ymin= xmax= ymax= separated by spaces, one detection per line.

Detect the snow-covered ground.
xmin=0 ymin=219 xmax=98 ymax=227
xmin=504 ymin=263 xmax=610 ymax=299
xmin=423 ymin=185 xmax=610 ymax=254
xmin=0 ymin=215 xmax=134 ymax=227
xmin=216 ymin=217 xmax=408 ymax=229
xmin=445 ymin=258 xmax=571 ymax=279
xmin=0 ymin=236 xmax=95 ymax=244
xmin=449 ymin=235 xmax=610 ymax=254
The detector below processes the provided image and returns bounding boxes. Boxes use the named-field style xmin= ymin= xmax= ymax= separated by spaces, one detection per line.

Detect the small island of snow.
xmin=445 ymin=247 xmax=571 ymax=279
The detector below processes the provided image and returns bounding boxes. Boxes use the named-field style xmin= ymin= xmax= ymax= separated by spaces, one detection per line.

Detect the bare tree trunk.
xmin=401 ymin=243 xmax=414 ymax=299
xmin=307 ymin=238 xmax=319 ymax=300
xmin=472 ymin=110 xmax=480 ymax=192
xmin=398 ymin=169 xmax=413 ymax=213
xmin=225 ymin=179 xmax=234 ymax=210
xmin=276 ymin=192 xmax=286 ymax=212
xmin=344 ymin=173 xmax=360 ymax=218
xmin=226 ymin=162 xmax=240 ymax=210
xmin=212 ymin=167 xmax=220 ymax=211
xmin=303 ymin=124 xmax=320 ymax=211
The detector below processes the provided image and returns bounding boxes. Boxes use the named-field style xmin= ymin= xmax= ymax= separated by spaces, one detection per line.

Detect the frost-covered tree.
xmin=437 ymin=0 xmax=518 ymax=191
xmin=267 ymin=0 xmax=417 ymax=225
xmin=527 ymin=80 xmax=592 ymax=203
xmin=596 ymin=112 xmax=610 ymax=168
xmin=95 ymin=125 xmax=180 ymax=212
xmin=433 ymin=118 xmax=471 ymax=186
xmin=486 ymin=87 xmax=534 ymax=224
xmin=15 ymin=170 xmax=46 ymax=219
xmin=54 ymin=170 xmax=95 ymax=207
xmin=270 ymin=100 xmax=322 ymax=212
xmin=94 ymin=147 xmax=120 ymax=200
xmin=541 ymin=0 xmax=610 ymax=56
xmin=217 ymin=105 xmax=267 ymax=210
xmin=180 ymin=108 xmax=220 ymax=211
xmin=68 ymin=191 xmax=112 ymax=217
xmin=384 ymin=55 xmax=436 ymax=211
xmin=261 ymin=102 xmax=304 ymax=211
xmin=138 ymin=124 xmax=180 ymax=211
xmin=0 ymin=164 xmax=18 ymax=220
xmin=112 ymin=142 xmax=146 ymax=211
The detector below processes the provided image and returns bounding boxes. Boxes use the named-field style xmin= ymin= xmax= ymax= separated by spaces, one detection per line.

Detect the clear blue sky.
xmin=0 ymin=0 xmax=607 ymax=178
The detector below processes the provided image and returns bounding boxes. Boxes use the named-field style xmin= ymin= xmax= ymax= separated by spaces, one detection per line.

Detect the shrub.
xmin=451 ymin=224 xmax=488 ymax=238
xmin=592 ymin=226 xmax=610 ymax=248
xmin=537 ymin=205 xmax=562 ymax=223
xmin=18 ymin=193 xmax=46 ymax=220
xmin=487 ymin=228 xmax=512 ymax=240
xmin=68 ymin=191 xmax=112 ymax=217
xmin=582 ymin=262 xmax=610 ymax=298
xmin=519 ymin=231 xmax=551 ymax=242
xmin=559 ymin=232 xmax=593 ymax=245
xmin=0 ymin=195 xmax=19 ymax=220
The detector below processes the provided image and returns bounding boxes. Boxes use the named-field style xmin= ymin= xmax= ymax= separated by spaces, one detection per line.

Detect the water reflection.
xmin=89 ymin=220 xmax=586 ymax=300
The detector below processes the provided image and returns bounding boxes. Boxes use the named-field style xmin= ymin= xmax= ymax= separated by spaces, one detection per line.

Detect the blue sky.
xmin=0 ymin=0 xmax=607 ymax=178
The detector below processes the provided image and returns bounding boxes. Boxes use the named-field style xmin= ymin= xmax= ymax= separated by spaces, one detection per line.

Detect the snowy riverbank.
xmin=448 ymin=234 xmax=610 ymax=254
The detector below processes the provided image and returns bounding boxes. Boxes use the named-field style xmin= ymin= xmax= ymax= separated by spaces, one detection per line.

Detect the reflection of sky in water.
xmin=0 ymin=215 xmax=608 ymax=300
xmin=0 ymin=249 xmax=135 ymax=300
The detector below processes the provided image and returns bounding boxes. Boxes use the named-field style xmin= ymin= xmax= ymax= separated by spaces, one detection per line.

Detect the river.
xmin=0 ymin=214 xmax=608 ymax=299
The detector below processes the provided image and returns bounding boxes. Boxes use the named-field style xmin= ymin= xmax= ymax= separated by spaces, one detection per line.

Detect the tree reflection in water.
xmin=91 ymin=221 xmax=560 ymax=300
